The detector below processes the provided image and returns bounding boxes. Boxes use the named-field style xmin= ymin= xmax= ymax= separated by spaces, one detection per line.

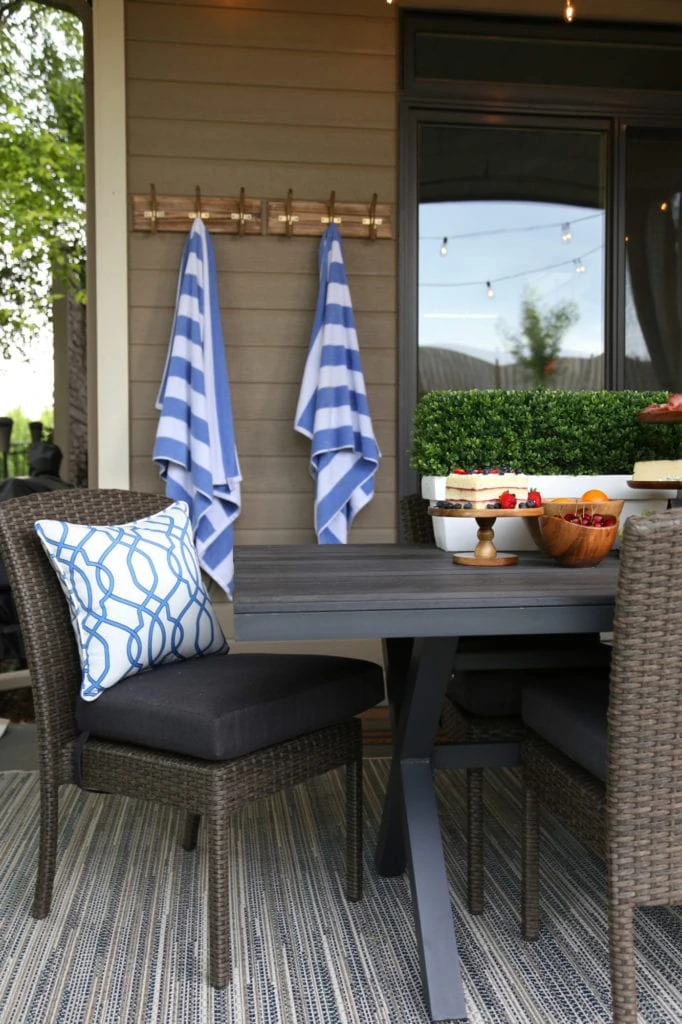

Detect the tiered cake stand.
xmin=629 ymin=407 xmax=682 ymax=507
xmin=428 ymin=505 xmax=544 ymax=567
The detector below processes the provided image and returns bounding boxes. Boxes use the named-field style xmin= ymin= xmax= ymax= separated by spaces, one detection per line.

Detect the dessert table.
xmin=233 ymin=544 xmax=620 ymax=1022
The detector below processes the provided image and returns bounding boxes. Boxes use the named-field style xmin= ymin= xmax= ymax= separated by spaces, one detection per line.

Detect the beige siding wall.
xmin=126 ymin=0 xmax=397 ymax=550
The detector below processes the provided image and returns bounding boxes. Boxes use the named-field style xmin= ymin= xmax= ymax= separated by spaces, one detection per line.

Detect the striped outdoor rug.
xmin=0 ymin=762 xmax=680 ymax=1024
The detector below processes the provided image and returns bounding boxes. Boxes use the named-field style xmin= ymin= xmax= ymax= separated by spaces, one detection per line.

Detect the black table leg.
xmin=376 ymin=636 xmax=467 ymax=1022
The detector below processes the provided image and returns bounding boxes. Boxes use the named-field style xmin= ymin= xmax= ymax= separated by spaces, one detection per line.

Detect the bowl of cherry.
xmin=527 ymin=499 xmax=624 ymax=567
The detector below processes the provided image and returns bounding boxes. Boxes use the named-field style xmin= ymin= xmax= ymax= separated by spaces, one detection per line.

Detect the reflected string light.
xmin=486 ymin=281 xmax=495 ymax=299
xmin=561 ymin=222 xmax=572 ymax=243
xmin=420 ymin=211 xmax=601 ymax=244
xmin=563 ymin=0 xmax=575 ymax=22
xmin=440 ymin=237 xmax=448 ymax=256
xmin=660 ymin=201 xmax=669 ymax=212
xmin=420 ymin=244 xmax=602 ymax=290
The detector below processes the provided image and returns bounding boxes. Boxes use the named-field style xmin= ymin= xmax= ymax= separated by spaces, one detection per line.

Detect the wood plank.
xmin=131 ymin=453 xmax=396 ymax=493
xmin=126 ymin=42 xmax=395 ymax=93
xmin=128 ymin=234 xmax=397 ymax=275
xmin=127 ymin=2 xmax=395 ymax=55
xmin=133 ymin=0 xmax=394 ymax=18
xmin=126 ymin=81 xmax=395 ymax=131
xmin=130 ymin=415 xmax=397 ymax=458
xmin=127 ymin=467 xmax=397 ymax=528
xmin=131 ymin=381 xmax=396 ymax=421
xmin=128 ymin=118 xmax=395 ymax=167
xmin=129 ymin=344 xmax=396 ymax=385
xmin=128 ymin=156 xmax=396 ymax=205
xmin=128 ymin=269 xmax=396 ymax=313
xmin=129 ymin=306 xmax=396 ymax=350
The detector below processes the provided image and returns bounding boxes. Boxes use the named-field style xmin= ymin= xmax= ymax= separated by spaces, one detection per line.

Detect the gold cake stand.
xmin=429 ymin=505 xmax=544 ymax=566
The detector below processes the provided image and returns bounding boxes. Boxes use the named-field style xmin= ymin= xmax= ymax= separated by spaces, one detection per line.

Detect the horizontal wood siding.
xmin=126 ymin=0 xmax=397 ymax=556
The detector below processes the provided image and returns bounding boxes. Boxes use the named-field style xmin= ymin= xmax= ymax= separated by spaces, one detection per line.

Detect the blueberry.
xmin=453 ymin=502 xmax=462 ymax=509
xmin=494 ymin=501 xmax=502 ymax=509
xmin=486 ymin=502 xmax=496 ymax=508
xmin=518 ymin=501 xmax=527 ymax=508
xmin=463 ymin=502 xmax=473 ymax=509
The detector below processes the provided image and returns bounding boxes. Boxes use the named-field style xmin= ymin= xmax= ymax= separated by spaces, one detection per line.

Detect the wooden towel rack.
xmin=132 ymin=186 xmax=392 ymax=240
xmin=132 ymin=185 xmax=262 ymax=235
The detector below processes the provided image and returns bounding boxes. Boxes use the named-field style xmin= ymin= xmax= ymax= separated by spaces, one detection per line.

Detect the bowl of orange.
xmin=526 ymin=489 xmax=623 ymax=567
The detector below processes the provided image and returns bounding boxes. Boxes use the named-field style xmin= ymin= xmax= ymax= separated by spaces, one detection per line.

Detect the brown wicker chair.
xmin=520 ymin=508 xmax=682 ymax=1024
xmin=0 ymin=488 xmax=384 ymax=989
xmin=400 ymin=492 xmax=609 ymax=913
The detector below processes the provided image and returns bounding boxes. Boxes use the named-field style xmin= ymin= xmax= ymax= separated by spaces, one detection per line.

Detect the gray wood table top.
xmin=233 ymin=545 xmax=619 ymax=641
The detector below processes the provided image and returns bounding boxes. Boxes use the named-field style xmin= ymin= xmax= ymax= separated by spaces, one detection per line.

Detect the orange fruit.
xmin=549 ymin=497 xmax=575 ymax=503
xmin=580 ymin=488 xmax=609 ymax=502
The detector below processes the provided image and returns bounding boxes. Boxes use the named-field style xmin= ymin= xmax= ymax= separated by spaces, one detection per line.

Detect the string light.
xmin=421 ymin=244 xmax=602 ymax=290
xmin=420 ymin=211 xmax=601 ymax=244
xmin=486 ymin=281 xmax=495 ymax=299
xmin=440 ymin=237 xmax=448 ymax=256
xmin=660 ymin=201 xmax=669 ymax=212
xmin=561 ymin=222 xmax=572 ymax=243
xmin=563 ymin=0 xmax=575 ymax=22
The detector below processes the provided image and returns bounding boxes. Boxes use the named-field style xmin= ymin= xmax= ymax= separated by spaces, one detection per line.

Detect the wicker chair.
xmin=520 ymin=509 xmax=682 ymax=1024
xmin=400 ymin=492 xmax=609 ymax=913
xmin=0 ymin=489 xmax=385 ymax=989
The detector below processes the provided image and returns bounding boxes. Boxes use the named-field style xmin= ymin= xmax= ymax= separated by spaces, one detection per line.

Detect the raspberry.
xmin=527 ymin=489 xmax=541 ymax=507
xmin=499 ymin=491 xmax=517 ymax=509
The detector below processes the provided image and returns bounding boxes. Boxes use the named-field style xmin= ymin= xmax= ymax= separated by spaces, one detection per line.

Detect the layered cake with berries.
xmin=632 ymin=459 xmax=682 ymax=482
xmin=445 ymin=468 xmax=529 ymax=509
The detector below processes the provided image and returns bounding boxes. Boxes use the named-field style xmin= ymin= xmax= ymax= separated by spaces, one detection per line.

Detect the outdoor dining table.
xmin=233 ymin=543 xmax=620 ymax=1022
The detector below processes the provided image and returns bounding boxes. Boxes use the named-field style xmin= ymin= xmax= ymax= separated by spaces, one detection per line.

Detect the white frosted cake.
xmin=633 ymin=460 xmax=682 ymax=482
xmin=445 ymin=469 xmax=528 ymax=508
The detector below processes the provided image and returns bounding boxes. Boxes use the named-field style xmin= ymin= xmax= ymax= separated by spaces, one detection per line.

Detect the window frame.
xmin=399 ymin=10 xmax=682 ymax=500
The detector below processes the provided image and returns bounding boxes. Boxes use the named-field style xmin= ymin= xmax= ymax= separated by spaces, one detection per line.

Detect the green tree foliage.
xmin=0 ymin=1 xmax=84 ymax=358
xmin=501 ymin=289 xmax=580 ymax=387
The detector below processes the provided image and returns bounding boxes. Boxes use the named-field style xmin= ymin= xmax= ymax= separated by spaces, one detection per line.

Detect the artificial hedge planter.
xmin=410 ymin=389 xmax=682 ymax=477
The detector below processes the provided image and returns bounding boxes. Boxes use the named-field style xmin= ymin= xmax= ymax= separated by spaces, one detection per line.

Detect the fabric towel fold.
xmin=295 ymin=224 xmax=380 ymax=543
xmin=153 ymin=219 xmax=241 ymax=597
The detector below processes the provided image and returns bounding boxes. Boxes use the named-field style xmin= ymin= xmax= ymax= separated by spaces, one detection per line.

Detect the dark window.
xmin=399 ymin=12 xmax=682 ymax=495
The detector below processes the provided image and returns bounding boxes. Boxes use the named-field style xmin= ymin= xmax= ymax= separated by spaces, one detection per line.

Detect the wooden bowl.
xmin=542 ymin=499 xmax=624 ymax=520
xmin=527 ymin=514 xmax=619 ymax=567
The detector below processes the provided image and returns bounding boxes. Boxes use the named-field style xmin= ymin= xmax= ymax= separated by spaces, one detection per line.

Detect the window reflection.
xmin=625 ymin=129 xmax=682 ymax=391
xmin=418 ymin=124 xmax=606 ymax=394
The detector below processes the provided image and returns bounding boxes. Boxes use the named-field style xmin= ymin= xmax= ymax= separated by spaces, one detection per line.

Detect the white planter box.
xmin=421 ymin=475 xmax=676 ymax=553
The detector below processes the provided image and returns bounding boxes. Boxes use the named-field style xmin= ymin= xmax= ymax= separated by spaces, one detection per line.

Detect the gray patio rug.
xmin=0 ymin=761 xmax=680 ymax=1024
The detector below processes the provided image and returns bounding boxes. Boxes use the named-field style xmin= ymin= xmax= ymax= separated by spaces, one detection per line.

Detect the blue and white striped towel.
xmin=294 ymin=224 xmax=380 ymax=543
xmin=153 ymin=219 xmax=241 ymax=597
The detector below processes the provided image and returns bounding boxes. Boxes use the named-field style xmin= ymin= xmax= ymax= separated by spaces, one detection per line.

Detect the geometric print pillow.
xmin=34 ymin=500 xmax=228 ymax=701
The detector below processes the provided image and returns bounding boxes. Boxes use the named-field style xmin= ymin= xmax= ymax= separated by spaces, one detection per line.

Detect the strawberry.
xmin=527 ymin=489 xmax=541 ymax=507
xmin=499 ymin=491 xmax=517 ymax=509
xmin=452 ymin=467 xmax=466 ymax=474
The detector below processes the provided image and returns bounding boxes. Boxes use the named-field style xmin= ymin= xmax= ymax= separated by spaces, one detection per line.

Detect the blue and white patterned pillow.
xmin=34 ymin=500 xmax=228 ymax=701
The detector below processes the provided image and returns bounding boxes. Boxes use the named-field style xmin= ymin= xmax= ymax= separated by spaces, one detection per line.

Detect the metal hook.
xmin=285 ymin=188 xmax=294 ymax=236
xmin=328 ymin=190 xmax=336 ymax=225
xmin=191 ymin=185 xmax=208 ymax=221
xmin=144 ymin=183 xmax=164 ymax=232
xmin=368 ymin=192 xmax=378 ymax=241
xmin=238 ymin=186 xmax=246 ymax=236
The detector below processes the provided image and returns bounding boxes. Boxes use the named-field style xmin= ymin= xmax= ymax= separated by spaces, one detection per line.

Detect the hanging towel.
xmin=294 ymin=224 xmax=380 ymax=544
xmin=153 ymin=219 xmax=241 ymax=597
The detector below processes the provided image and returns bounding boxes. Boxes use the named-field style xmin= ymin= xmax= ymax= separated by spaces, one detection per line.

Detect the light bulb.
xmin=563 ymin=0 xmax=575 ymax=22
xmin=440 ymin=237 xmax=448 ymax=257
xmin=561 ymin=222 xmax=572 ymax=243
xmin=486 ymin=281 xmax=495 ymax=299
xmin=573 ymin=258 xmax=585 ymax=273
xmin=660 ymin=201 xmax=669 ymax=212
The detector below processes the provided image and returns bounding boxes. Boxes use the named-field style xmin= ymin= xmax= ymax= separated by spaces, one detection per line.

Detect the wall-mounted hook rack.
xmin=268 ymin=192 xmax=392 ymax=239
xmin=132 ymin=186 xmax=262 ymax=234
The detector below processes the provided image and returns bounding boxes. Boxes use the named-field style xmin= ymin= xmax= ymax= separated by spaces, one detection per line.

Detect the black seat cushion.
xmin=76 ymin=653 xmax=384 ymax=761
xmin=522 ymin=677 xmax=610 ymax=781
xmin=448 ymin=633 xmax=610 ymax=717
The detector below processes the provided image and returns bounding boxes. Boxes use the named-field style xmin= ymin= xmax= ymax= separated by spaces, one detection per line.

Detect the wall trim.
xmin=92 ymin=0 xmax=129 ymax=487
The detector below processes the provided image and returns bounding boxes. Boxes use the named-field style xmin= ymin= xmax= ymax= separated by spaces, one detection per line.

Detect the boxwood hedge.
xmin=410 ymin=389 xmax=682 ymax=477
